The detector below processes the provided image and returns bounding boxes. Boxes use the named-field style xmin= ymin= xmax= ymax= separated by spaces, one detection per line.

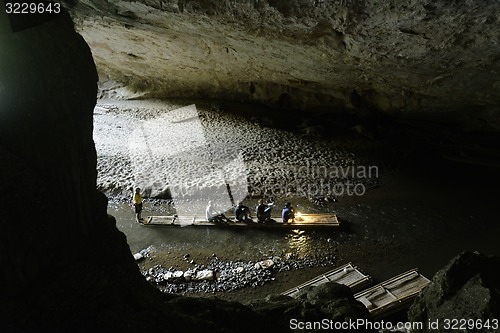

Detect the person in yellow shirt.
xmin=132 ymin=187 xmax=143 ymax=223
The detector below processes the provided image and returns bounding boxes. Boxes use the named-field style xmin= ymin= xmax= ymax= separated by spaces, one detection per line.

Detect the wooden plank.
xmin=354 ymin=269 xmax=430 ymax=319
xmin=142 ymin=214 xmax=340 ymax=228
xmin=281 ymin=263 xmax=372 ymax=298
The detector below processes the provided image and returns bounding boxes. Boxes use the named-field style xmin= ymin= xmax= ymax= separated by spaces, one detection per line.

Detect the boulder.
xmin=133 ymin=253 xmax=144 ymax=261
xmin=250 ymin=282 xmax=371 ymax=328
xmin=302 ymin=282 xmax=370 ymax=321
xmin=194 ymin=269 xmax=215 ymax=281
xmin=408 ymin=251 xmax=500 ymax=332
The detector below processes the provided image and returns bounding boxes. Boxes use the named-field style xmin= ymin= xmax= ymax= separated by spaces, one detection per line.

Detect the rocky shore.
xmin=138 ymin=250 xmax=336 ymax=294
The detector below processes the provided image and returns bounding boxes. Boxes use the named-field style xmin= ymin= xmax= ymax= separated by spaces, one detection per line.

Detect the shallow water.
xmin=109 ymin=156 xmax=500 ymax=275
xmin=109 ymin=199 xmax=340 ymax=264
xmin=106 ymin=156 xmax=500 ymax=301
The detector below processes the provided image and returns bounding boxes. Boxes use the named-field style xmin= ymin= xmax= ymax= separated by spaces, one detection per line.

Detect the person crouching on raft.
xmin=282 ymin=202 xmax=295 ymax=224
xmin=256 ymin=199 xmax=273 ymax=223
xmin=132 ymin=187 xmax=143 ymax=223
xmin=206 ymin=201 xmax=231 ymax=223
xmin=235 ymin=202 xmax=251 ymax=222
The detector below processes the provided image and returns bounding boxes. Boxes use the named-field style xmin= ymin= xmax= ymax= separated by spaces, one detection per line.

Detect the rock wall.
xmin=0 ymin=6 xmax=167 ymax=331
xmin=0 ymin=7 xmax=101 ymax=293
xmin=70 ymin=0 xmax=500 ymax=130
xmin=408 ymin=252 xmax=500 ymax=333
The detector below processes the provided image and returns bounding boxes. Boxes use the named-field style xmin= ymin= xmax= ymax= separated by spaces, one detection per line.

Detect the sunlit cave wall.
xmin=69 ymin=0 xmax=500 ymax=131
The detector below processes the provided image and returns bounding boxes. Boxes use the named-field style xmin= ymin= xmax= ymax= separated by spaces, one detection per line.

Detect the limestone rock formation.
xmin=408 ymin=251 xmax=500 ymax=333
xmin=68 ymin=0 xmax=500 ymax=131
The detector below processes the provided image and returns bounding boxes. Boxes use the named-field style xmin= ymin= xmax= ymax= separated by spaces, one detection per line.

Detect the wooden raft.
xmin=281 ymin=263 xmax=372 ymax=298
xmin=142 ymin=214 xmax=340 ymax=228
xmin=354 ymin=269 xmax=431 ymax=319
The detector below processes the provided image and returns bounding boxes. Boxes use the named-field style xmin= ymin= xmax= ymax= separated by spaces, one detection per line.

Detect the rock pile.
xmin=142 ymin=254 xmax=337 ymax=294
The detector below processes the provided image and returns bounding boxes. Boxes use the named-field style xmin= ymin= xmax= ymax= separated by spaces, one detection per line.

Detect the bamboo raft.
xmin=141 ymin=213 xmax=340 ymax=228
xmin=354 ymin=269 xmax=431 ymax=319
xmin=281 ymin=263 xmax=372 ymax=298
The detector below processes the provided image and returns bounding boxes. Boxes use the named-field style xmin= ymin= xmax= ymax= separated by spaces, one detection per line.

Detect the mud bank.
xmin=94 ymin=99 xmax=389 ymax=209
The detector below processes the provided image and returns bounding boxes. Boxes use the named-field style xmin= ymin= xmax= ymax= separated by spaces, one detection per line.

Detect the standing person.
xmin=235 ymin=202 xmax=251 ymax=222
xmin=256 ymin=199 xmax=273 ymax=223
xmin=132 ymin=188 xmax=143 ymax=223
xmin=282 ymin=202 xmax=295 ymax=224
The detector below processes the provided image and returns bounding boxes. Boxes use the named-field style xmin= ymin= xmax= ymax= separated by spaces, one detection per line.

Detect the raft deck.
xmin=142 ymin=214 xmax=340 ymax=228
xmin=354 ymin=269 xmax=431 ymax=319
xmin=281 ymin=263 xmax=372 ymax=298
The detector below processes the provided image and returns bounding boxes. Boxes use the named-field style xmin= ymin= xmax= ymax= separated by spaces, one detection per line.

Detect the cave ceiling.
xmin=68 ymin=0 xmax=500 ymax=128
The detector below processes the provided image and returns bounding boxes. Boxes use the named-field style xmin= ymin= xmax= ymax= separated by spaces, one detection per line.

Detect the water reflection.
xmin=286 ymin=229 xmax=314 ymax=259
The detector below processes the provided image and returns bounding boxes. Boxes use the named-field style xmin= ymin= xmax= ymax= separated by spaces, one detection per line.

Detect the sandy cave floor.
xmin=93 ymin=99 xmax=500 ymax=305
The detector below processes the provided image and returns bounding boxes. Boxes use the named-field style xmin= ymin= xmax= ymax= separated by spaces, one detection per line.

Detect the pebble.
xmin=255 ymin=259 xmax=274 ymax=270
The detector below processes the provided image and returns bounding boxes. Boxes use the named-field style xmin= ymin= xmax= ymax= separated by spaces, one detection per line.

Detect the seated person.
xmin=256 ymin=199 xmax=273 ymax=223
xmin=282 ymin=202 xmax=295 ymax=224
xmin=235 ymin=202 xmax=251 ymax=222
xmin=206 ymin=201 xmax=229 ymax=223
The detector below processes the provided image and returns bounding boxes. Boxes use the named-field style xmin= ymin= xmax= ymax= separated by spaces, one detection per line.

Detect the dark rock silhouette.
xmin=249 ymin=283 xmax=371 ymax=329
xmin=408 ymin=251 xmax=500 ymax=332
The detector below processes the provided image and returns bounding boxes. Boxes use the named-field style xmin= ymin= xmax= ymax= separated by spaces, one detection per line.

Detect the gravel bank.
xmin=94 ymin=99 xmax=389 ymax=213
